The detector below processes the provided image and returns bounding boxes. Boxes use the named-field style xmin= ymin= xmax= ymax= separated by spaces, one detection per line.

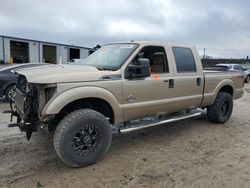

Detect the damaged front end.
xmin=9 ymin=74 xmax=40 ymax=140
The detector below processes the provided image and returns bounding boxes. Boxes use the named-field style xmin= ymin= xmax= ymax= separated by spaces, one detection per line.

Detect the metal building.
xmin=0 ymin=35 xmax=92 ymax=64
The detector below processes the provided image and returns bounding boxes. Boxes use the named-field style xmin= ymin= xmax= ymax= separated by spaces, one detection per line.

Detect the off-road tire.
xmin=207 ymin=92 xmax=233 ymax=123
xmin=54 ymin=109 xmax=112 ymax=167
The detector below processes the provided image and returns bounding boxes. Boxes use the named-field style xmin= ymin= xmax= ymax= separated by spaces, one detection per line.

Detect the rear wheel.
xmin=207 ymin=92 xmax=233 ymax=123
xmin=54 ymin=109 xmax=112 ymax=167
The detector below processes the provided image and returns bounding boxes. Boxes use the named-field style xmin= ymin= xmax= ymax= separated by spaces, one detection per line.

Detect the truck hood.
xmin=16 ymin=64 xmax=112 ymax=84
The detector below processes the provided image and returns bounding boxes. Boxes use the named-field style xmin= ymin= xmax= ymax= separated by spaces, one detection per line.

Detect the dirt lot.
xmin=1 ymin=85 xmax=250 ymax=188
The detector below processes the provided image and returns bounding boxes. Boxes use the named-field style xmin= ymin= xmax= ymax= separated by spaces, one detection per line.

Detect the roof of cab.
xmin=109 ymin=41 xmax=195 ymax=48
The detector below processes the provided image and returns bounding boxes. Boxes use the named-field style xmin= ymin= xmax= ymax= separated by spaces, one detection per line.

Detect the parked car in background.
xmin=214 ymin=64 xmax=250 ymax=83
xmin=0 ymin=63 xmax=48 ymax=100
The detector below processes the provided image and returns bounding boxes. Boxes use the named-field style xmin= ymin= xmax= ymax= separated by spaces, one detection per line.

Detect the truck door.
xmin=170 ymin=47 xmax=204 ymax=110
xmin=122 ymin=45 xmax=176 ymax=121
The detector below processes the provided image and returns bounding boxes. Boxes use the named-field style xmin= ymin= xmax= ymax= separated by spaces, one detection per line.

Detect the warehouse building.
xmin=0 ymin=35 xmax=92 ymax=64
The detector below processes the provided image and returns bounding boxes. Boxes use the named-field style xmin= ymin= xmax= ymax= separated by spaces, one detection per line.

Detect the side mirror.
xmin=244 ymin=68 xmax=248 ymax=71
xmin=125 ymin=58 xmax=151 ymax=79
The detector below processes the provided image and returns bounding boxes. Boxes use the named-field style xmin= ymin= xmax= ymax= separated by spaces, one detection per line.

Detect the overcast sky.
xmin=1 ymin=0 xmax=250 ymax=58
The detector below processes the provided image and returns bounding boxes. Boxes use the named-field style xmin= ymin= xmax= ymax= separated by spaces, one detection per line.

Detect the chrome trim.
xmin=119 ymin=111 xmax=202 ymax=134
xmin=100 ymin=74 xmax=121 ymax=81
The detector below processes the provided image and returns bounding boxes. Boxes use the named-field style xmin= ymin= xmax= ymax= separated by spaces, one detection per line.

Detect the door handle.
xmin=197 ymin=78 xmax=201 ymax=86
xmin=169 ymin=79 xmax=174 ymax=88
xmin=163 ymin=79 xmax=174 ymax=88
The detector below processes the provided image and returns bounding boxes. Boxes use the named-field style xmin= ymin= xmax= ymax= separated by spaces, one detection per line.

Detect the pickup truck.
xmin=7 ymin=41 xmax=244 ymax=167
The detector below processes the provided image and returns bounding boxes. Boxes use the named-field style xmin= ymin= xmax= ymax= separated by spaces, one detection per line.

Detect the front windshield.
xmin=81 ymin=43 xmax=138 ymax=70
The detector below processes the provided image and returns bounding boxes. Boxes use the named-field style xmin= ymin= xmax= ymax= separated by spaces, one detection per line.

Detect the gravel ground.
xmin=1 ymin=85 xmax=250 ymax=188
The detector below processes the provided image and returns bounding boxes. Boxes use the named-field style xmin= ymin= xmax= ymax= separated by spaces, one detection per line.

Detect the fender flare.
xmin=202 ymin=79 xmax=234 ymax=107
xmin=42 ymin=86 xmax=123 ymax=123
xmin=213 ymin=79 xmax=234 ymax=98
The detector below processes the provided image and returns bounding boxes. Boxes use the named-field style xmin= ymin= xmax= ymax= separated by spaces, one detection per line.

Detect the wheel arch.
xmin=55 ymin=97 xmax=115 ymax=124
xmin=202 ymin=79 xmax=235 ymax=107
xmin=218 ymin=85 xmax=234 ymax=96
xmin=42 ymin=86 xmax=123 ymax=124
xmin=213 ymin=81 xmax=234 ymax=103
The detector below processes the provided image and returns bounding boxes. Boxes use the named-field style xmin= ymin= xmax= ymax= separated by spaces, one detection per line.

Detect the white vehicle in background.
xmin=69 ymin=59 xmax=86 ymax=64
xmin=214 ymin=64 xmax=250 ymax=83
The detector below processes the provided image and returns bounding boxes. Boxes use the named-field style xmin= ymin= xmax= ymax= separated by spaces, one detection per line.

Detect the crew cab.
xmin=7 ymin=41 xmax=244 ymax=167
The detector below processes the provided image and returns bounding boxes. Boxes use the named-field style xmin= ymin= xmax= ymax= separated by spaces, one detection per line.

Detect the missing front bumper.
xmin=8 ymin=100 xmax=38 ymax=140
xmin=8 ymin=74 xmax=40 ymax=140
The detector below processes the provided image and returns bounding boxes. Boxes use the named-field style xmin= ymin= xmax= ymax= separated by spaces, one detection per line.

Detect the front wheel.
xmin=207 ymin=92 xmax=233 ymax=124
xmin=54 ymin=109 xmax=112 ymax=167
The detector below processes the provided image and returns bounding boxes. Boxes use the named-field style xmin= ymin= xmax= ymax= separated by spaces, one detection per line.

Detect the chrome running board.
xmin=118 ymin=110 xmax=202 ymax=134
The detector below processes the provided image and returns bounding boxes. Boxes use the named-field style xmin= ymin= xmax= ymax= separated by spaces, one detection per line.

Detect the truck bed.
xmin=201 ymin=70 xmax=244 ymax=107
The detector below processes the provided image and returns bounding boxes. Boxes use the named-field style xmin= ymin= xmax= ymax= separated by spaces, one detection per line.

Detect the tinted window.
xmin=214 ymin=65 xmax=231 ymax=71
xmin=172 ymin=47 xmax=196 ymax=73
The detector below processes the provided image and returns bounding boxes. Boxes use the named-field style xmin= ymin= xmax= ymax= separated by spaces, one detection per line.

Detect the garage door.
xmin=69 ymin=48 xmax=80 ymax=60
xmin=43 ymin=45 xmax=57 ymax=64
xmin=10 ymin=40 xmax=29 ymax=63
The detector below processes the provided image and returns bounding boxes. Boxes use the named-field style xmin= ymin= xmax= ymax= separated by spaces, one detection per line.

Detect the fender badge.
xmin=127 ymin=95 xmax=136 ymax=103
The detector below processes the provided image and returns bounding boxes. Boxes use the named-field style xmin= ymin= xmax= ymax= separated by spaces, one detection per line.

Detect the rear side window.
xmin=214 ymin=65 xmax=232 ymax=71
xmin=172 ymin=47 xmax=196 ymax=73
xmin=234 ymin=65 xmax=240 ymax=70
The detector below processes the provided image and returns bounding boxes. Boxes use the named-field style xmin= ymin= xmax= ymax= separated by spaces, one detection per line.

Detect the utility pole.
xmin=203 ymin=48 xmax=206 ymax=59
xmin=203 ymin=48 xmax=208 ymax=67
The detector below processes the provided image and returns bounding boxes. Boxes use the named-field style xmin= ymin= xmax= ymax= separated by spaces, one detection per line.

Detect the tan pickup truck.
xmin=7 ymin=41 xmax=244 ymax=167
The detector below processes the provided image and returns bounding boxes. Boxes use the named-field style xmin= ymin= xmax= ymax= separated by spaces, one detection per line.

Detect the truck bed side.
xmin=201 ymin=70 xmax=244 ymax=107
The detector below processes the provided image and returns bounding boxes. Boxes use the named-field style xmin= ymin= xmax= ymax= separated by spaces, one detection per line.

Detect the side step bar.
xmin=118 ymin=111 xmax=202 ymax=134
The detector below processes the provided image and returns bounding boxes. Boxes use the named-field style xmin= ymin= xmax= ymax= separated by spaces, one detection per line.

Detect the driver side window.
xmin=131 ymin=46 xmax=169 ymax=73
